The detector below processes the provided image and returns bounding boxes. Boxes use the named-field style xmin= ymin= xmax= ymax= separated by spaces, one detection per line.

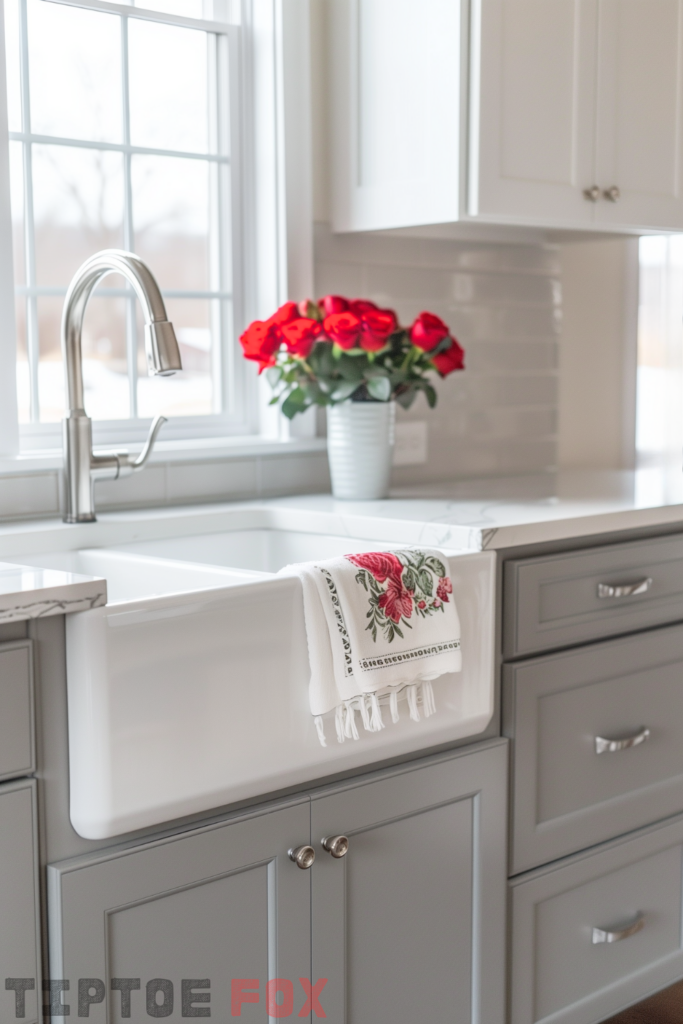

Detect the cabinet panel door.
xmin=0 ymin=780 xmax=41 ymax=1024
xmin=472 ymin=0 xmax=597 ymax=226
xmin=311 ymin=740 xmax=507 ymax=1024
xmin=330 ymin=0 xmax=462 ymax=231
xmin=595 ymin=0 xmax=683 ymax=230
xmin=48 ymin=800 xmax=311 ymax=1024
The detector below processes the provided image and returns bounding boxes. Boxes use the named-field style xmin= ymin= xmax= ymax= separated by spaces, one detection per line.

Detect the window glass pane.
xmin=15 ymin=298 xmax=29 ymax=423
xmin=137 ymin=298 xmax=214 ymax=417
xmin=9 ymin=141 xmax=25 ymax=287
xmin=37 ymin=294 xmax=129 ymax=422
xmin=27 ymin=0 xmax=122 ymax=143
xmin=132 ymin=155 xmax=210 ymax=290
xmin=128 ymin=19 xmax=209 ymax=153
xmin=132 ymin=0 xmax=206 ymax=15
xmin=4 ymin=0 xmax=21 ymax=132
xmin=32 ymin=145 xmax=124 ymax=286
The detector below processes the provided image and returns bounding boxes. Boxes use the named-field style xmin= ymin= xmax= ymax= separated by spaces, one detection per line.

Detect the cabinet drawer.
xmin=0 ymin=779 xmax=41 ymax=1024
xmin=510 ymin=814 xmax=683 ymax=1024
xmin=0 ymin=641 xmax=34 ymax=780
xmin=505 ymin=624 xmax=683 ymax=874
xmin=504 ymin=533 xmax=683 ymax=657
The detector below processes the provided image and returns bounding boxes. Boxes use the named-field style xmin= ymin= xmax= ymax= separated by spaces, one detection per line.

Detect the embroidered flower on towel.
xmin=345 ymin=550 xmax=453 ymax=644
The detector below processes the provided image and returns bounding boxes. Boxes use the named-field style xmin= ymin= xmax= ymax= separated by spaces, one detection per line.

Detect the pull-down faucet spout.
xmin=62 ymin=250 xmax=183 ymax=523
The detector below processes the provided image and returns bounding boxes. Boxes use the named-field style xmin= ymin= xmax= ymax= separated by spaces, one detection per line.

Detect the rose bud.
xmin=410 ymin=311 xmax=451 ymax=351
xmin=267 ymin=301 xmax=299 ymax=328
xmin=359 ymin=308 xmax=397 ymax=351
xmin=348 ymin=298 xmax=378 ymax=317
xmin=432 ymin=338 xmax=465 ymax=376
xmin=323 ymin=310 xmax=361 ymax=349
xmin=281 ymin=317 xmax=323 ymax=358
xmin=297 ymin=298 xmax=322 ymax=320
xmin=319 ymin=294 xmax=349 ymax=316
xmin=239 ymin=320 xmax=282 ymax=373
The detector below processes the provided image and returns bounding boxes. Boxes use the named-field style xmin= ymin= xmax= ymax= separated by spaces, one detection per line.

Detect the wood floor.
xmin=605 ymin=981 xmax=683 ymax=1022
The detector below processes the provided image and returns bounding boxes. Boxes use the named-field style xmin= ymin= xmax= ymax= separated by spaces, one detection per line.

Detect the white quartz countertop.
xmin=0 ymin=561 xmax=106 ymax=623
xmin=268 ymin=469 xmax=683 ymax=550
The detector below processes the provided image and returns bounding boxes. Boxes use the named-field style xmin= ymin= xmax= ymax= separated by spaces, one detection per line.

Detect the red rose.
xmin=345 ymin=551 xmax=404 ymax=584
xmin=436 ymin=576 xmax=453 ymax=603
xmin=410 ymin=311 xmax=451 ymax=352
xmin=323 ymin=310 xmax=361 ymax=349
xmin=267 ymin=301 xmax=299 ymax=328
xmin=432 ymin=338 xmax=465 ymax=376
xmin=239 ymin=320 xmax=281 ymax=373
xmin=280 ymin=317 xmax=323 ymax=358
xmin=359 ymin=308 xmax=397 ymax=351
xmin=319 ymin=295 xmax=349 ymax=316
xmin=378 ymin=578 xmax=414 ymax=623
xmin=348 ymin=299 xmax=378 ymax=317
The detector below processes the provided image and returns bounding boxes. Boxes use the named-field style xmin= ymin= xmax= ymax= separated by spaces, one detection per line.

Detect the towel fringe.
xmin=358 ymin=695 xmax=371 ymax=732
xmin=369 ymin=692 xmax=385 ymax=732
xmin=407 ymin=683 xmax=420 ymax=722
xmin=389 ymin=689 xmax=400 ymax=723
xmin=335 ymin=705 xmax=345 ymax=744
xmin=314 ymin=715 xmax=327 ymax=747
xmin=421 ymin=679 xmax=436 ymax=718
xmin=344 ymin=700 xmax=360 ymax=740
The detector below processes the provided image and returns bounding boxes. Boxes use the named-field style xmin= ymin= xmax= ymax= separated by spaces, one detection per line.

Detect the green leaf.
xmin=281 ymin=387 xmax=308 ymax=420
xmin=337 ymin=355 xmax=366 ymax=382
xmin=366 ymin=376 xmax=391 ymax=401
xmin=418 ymin=568 xmax=433 ymax=596
xmin=425 ymin=556 xmax=446 ymax=577
xmin=403 ymin=566 xmax=417 ymax=593
xmin=396 ymin=389 xmax=417 ymax=410
xmin=331 ymin=381 xmax=360 ymax=402
xmin=424 ymin=384 xmax=437 ymax=409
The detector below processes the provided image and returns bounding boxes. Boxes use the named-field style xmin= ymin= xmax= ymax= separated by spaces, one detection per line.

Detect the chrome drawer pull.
xmin=592 ymin=912 xmax=644 ymax=944
xmin=597 ymin=577 xmax=652 ymax=599
xmin=595 ymin=727 xmax=650 ymax=755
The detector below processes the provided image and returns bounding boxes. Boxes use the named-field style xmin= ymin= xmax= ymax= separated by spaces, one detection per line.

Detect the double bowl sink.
xmin=9 ymin=504 xmax=495 ymax=839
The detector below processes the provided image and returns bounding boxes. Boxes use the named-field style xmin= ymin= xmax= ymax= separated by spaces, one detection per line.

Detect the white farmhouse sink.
xmin=10 ymin=507 xmax=496 ymax=840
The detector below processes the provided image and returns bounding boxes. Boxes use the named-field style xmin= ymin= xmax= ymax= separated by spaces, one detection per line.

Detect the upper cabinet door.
xmin=330 ymin=0 xmax=462 ymax=232
xmin=594 ymin=0 xmax=683 ymax=230
xmin=471 ymin=0 xmax=598 ymax=227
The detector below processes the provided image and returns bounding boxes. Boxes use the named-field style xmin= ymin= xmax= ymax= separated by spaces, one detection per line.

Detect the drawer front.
xmin=505 ymin=624 xmax=683 ymax=873
xmin=0 ymin=641 xmax=34 ymax=780
xmin=504 ymin=533 xmax=683 ymax=656
xmin=510 ymin=815 xmax=683 ymax=1024
xmin=0 ymin=779 xmax=41 ymax=1024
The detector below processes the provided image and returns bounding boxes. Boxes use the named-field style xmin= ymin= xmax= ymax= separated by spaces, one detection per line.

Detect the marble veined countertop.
xmin=0 ymin=561 xmax=106 ymax=623
xmin=270 ymin=469 xmax=683 ymax=550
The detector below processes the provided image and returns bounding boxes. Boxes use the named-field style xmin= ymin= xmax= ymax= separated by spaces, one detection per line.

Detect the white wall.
xmin=557 ymin=239 xmax=638 ymax=470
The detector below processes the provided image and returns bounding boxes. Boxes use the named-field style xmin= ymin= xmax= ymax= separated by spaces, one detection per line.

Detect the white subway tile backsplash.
xmin=315 ymin=222 xmax=560 ymax=482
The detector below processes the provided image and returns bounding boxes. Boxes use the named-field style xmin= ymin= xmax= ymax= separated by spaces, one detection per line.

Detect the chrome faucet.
xmin=62 ymin=250 xmax=183 ymax=523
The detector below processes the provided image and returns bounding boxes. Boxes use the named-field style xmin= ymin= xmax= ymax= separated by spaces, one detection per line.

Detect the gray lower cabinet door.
xmin=510 ymin=812 xmax=683 ymax=1024
xmin=48 ymin=798 xmax=312 ymax=1024
xmin=310 ymin=739 xmax=508 ymax=1024
xmin=0 ymin=779 xmax=41 ymax=1024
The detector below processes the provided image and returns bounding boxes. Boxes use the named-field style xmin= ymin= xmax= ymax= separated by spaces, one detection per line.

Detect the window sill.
xmin=0 ymin=435 xmax=327 ymax=476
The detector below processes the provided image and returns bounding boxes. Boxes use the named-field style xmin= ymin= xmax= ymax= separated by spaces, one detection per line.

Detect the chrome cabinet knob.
xmin=583 ymin=185 xmax=601 ymax=202
xmin=288 ymin=845 xmax=315 ymax=870
xmin=322 ymin=835 xmax=349 ymax=859
xmin=604 ymin=185 xmax=621 ymax=202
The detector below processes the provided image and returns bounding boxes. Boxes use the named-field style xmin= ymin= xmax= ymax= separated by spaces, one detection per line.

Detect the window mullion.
xmin=120 ymin=11 xmax=138 ymax=419
xmin=18 ymin=0 xmax=39 ymax=423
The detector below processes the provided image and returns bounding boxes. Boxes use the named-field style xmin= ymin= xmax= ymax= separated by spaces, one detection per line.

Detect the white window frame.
xmin=0 ymin=0 xmax=314 ymax=462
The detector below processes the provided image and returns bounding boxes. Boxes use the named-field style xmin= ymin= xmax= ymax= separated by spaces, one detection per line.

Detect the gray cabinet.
xmin=48 ymin=798 xmax=312 ymax=1023
xmin=504 ymin=533 xmax=683 ymax=657
xmin=0 ymin=641 xmax=34 ymax=781
xmin=509 ymin=812 xmax=683 ymax=1024
xmin=48 ymin=740 xmax=507 ymax=1024
xmin=311 ymin=739 xmax=508 ymax=1024
xmin=505 ymin=623 xmax=683 ymax=873
xmin=0 ymin=779 xmax=41 ymax=1024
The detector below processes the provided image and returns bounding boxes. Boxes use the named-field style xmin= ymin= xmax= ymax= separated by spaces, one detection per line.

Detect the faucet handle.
xmin=117 ymin=415 xmax=167 ymax=478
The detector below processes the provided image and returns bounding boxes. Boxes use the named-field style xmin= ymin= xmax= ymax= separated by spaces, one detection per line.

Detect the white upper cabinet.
xmin=594 ymin=0 xmax=683 ymax=230
xmin=330 ymin=0 xmax=462 ymax=232
xmin=330 ymin=0 xmax=683 ymax=234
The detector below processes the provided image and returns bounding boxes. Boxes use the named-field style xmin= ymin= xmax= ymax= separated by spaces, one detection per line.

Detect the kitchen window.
xmin=2 ymin=0 xmax=254 ymax=452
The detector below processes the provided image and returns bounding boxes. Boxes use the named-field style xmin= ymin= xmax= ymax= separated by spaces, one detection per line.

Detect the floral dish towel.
xmin=280 ymin=550 xmax=461 ymax=747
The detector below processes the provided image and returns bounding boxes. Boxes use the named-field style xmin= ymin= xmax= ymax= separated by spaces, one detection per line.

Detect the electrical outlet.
xmin=393 ymin=421 xmax=428 ymax=466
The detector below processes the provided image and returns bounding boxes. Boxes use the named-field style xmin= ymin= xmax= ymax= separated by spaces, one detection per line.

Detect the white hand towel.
xmin=281 ymin=549 xmax=461 ymax=746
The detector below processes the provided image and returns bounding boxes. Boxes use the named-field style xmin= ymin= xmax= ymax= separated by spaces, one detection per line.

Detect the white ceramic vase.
xmin=326 ymin=400 xmax=396 ymax=500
